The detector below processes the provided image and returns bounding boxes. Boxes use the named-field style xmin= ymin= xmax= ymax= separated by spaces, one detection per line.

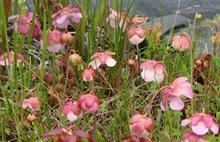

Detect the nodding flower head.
xmin=40 ymin=29 xmax=66 ymax=53
xmin=82 ymin=68 xmax=96 ymax=82
xmin=172 ymin=33 xmax=191 ymax=51
xmin=127 ymin=25 xmax=146 ymax=45
xmin=14 ymin=12 xmax=41 ymax=38
xmin=0 ymin=51 xmax=26 ymax=67
xmin=106 ymin=8 xmax=130 ymax=32
xmin=43 ymin=125 xmax=92 ymax=142
xmin=68 ymin=52 xmax=82 ymax=65
xmin=160 ymin=77 xmax=193 ymax=111
xmin=52 ymin=7 xmax=82 ymax=29
xmin=129 ymin=113 xmax=155 ymax=138
xmin=181 ymin=109 xmax=219 ymax=135
xmin=61 ymin=33 xmax=73 ymax=44
xmin=140 ymin=60 xmax=166 ymax=84
xmin=78 ymin=92 xmax=100 ymax=114
xmin=89 ymin=50 xmax=116 ymax=69
xmin=182 ymin=130 xmax=207 ymax=142
xmin=22 ymin=97 xmax=41 ymax=110
xmin=61 ymin=100 xmax=83 ymax=122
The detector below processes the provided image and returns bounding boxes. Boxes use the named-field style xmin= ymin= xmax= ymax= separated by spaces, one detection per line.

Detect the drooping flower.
xmin=52 ymin=7 xmax=82 ymax=29
xmin=140 ymin=60 xmax=166 ymax=84
xmin=106 ymin=8 xmax=130 ymax=31
xmin=0 ymin=51 xmax=26 ymax=66
xmin=160 ymin=77 xmax=193 ymax=111
xmin=127 ymin=25 xmax=146 ymax=45
xmin=43 ymin=125 xmax=92 ymax=142
xmin=182 ymin=130 xmax=207 ymax=142
xmin=69 ymin=52 xmax=82 ymax=64
xmin=22 ymin=97 xmax=41 ymax=110
xmin=40 ymin=29 xmax=66 ymax=53
xmin=61 ymin=100 xmax=83 ymax=122
xmin=82 ymin=68 xmax=96 ymax=82
xmin=14 ymin=12 xmax=41 ymax=38
xmin=181 ymin=109 xmax=219 ymax=135
xmin=78 ymin=92 xmax=100 ymax=114
xmin=172 ymin=33 xmax=191 ymax=51
xmin=27 ymin=113 xmax=37 ymax=122
xmin=129 ymin=113 xmax=155 ymax=138
xmin=89 ymin=50 xmax=116 ymax=69
xmin=61 ymin=33 xmax=73 ymax=44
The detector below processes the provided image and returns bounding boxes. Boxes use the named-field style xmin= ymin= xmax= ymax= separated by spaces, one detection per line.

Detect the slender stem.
xmin=93 ymin=113 xmax=97 ymax=142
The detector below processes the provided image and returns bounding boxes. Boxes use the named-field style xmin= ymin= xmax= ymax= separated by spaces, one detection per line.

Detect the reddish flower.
xmin=44 ymin=72 xmax=54 ymax=84
xmin=82 ymin=68 xmax=96 ymax=82
xmin=0 ymin=51 xmax=26 ymax=66
xmin=160 ymin=77 xmax=193 ymax=111
xmin=182 ymin=131 xmax=207 ymax=142
xmin=181 ymin=109 xmax=219 ymax=135
xmin=43 ymin=126 xmax=92 ymax=142
xmin=40 ymin=29 xmax=66 ymax=53
xmin=127 ymin=26 xmax=146 ymax=45
xmin=14 ymin=12 xmax=41 ymax=38
xmin=22 ymin=97 xmax=41 ymax=110
xmin=26 ymin=114 xmax=37 ymax=122
xmin=61 ymin=100 xmax=83 ymax=122
xmin=140 ymin=60 xmax=166 ymax=84
xmin=129 ymin=114 xmax=155 ymax=138
xmin=78 ymin=92 xmax=100 ymax=114
xmin=172 ymin=33 xmax=191 ymax=51
xmin=52 ymin=7 xmax=82 ymax=29
xmin=89 ymin=51 xmax=116 ymax=69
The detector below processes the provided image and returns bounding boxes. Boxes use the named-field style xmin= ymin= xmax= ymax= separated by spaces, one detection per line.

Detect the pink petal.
xmin=154 ymin=73 xmax=165 ymax=84
xmin=160 ymin=101 xmax=166 ymax=111
xmin=129 ymin=35 xmax=145 ymax=45
xmin=67 ymin=112 xmax=78 ymax=122
xmin=22 ymin=99 xmax=30 ymax=108
xmin=89 ymin=59 xmax=101 ymax=69
xmin=140 ymin=60 xmax=156 ymax=69
xmin=88 ymin=103 xmax=99 ymax=114
xmin=71 ymin=12 xmax=82 ymax=23
xmin=106 ymin=57 xmax=116 ymax=67
xmin=172 ymin=77 xmax=188 ymax=87
xmin=65 ymin=135 xmax=77 ymax=142
xmin=191 ymin=114 xmax=203 ymax=126
xmin=182 ymin=86 xmax=193 ymax=99
xmin=130 ymin=114 xmax=142 ymax=124
xmin=110 ymin=19 xmax=117 ymax=28
xmin=72 ymin=130 xmax=92 ymax=141
xmin=181 ymin=119 xmax=191 ymax=126
xmin=141 ymin=68 xmax=155 ymax=82
xmin=203 ymin=115 xmax=214 ymax=128
xmin=47 ymin=44 xmax=62 ymax=53
xmin=56 ymin=19 xmax=70 ymax=29
xmin=192 ymin=121 xmax=209 ymax=135
xmin=43 ymin=126 xmax=68 ymax=137
xmin=210 ymin=122 xmax=219 ymax=134
xmin=131 ymin=123 xmax=145 ymax=135
xmin=56 ymin=14 xmax=68 ymax=24
xmin=169 ymin=97 xmax=184 ymax=110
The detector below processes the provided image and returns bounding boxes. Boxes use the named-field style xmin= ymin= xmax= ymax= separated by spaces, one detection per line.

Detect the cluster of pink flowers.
xmin=62 ymin=91 xmax=100 ymax=122
xmin=0 ymin=51 xmax=26 ymax=67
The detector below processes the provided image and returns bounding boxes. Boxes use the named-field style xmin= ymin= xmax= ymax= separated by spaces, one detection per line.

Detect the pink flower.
xmin=172 ymin=33 xmax=191 ymax=51
xmin=22 ymin=97 xmax=41 ymax=110
xmin=40 ymin=29 xmax=66 ymax=53
xmin=0 ymin=51 xmax=26 ymax=66
xmin=127 ymin=26 xmax=146 ymax=45
xmin=160 ymin=77 xmax=194 ymax=111
xmin=61 ymin=100 xmax=83 ymax=122
xmin=140 ymin=60 xmax=166 ymax=84
xmin=182 ymin=131 xmax=207 ymax=142
xmin=82 ymin=68 xmax=96 ymax=82
xmin=52 ymin=7 xmax=82 ymax=29
xmin=43 ymin=125 xmax=92 ymax=142
xmin=106 ymin=8 xmax=130 ymax=32
xmin=181 ymin=109 xmax=219 ymax=135
xmin=78 ymin=92 xmax=100 ymax=114
xmin=129 ymin=114 xmax=155 ymax=138
xmin=14 ymin=12 xmax=41 ymax=38
xmin=89 ymin=51 xmax=116 ymax=69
